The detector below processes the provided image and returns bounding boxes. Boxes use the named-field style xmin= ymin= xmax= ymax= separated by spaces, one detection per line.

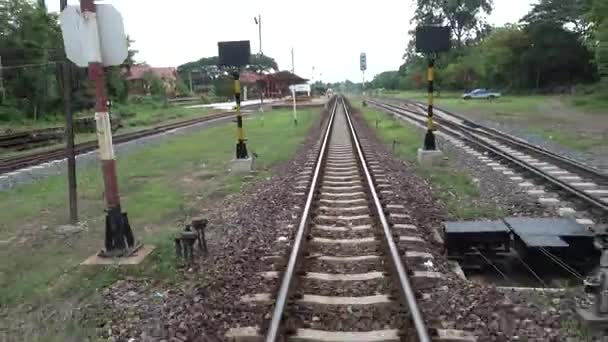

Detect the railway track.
xmin=227 ymin=97 xmax=473 ymax=341
xmin=368 ymin=99 xmax=608 ymax=217
xmin=0 ymin=111 xmax=240 ymax=174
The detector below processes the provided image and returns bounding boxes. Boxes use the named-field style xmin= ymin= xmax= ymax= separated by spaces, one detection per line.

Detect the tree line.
xmin=0 ymin=0 xmax=160 ymax=123
xmin=371 ymin=0 xmax=608 ymax=94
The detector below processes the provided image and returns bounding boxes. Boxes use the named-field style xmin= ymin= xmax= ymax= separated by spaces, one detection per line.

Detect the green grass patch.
xmin=382 ymin=90 xmax=547 ymax=117
xmin=569 ymin=92 xmax=608 ymax=112
xmin=113 ymin=100 xmax=216 ymax=128
xmin=360 ymin=108 xmax=422 ymax=160
xmin=378 ymin=90 xmax=607 ymax=154
xmin=361 ymin=107 xmax=507 ymax=220
xmin=0 ymin=108 xmax=318 ymax=341
xmin=528 ymin=127 xmax=608 ymax=152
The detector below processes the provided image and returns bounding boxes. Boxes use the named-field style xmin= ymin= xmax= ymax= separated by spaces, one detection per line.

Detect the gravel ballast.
xmin=348 ymin=104 xmax=602 ymax=341
xmin=97 ymin=100 xmax=602 ymax=342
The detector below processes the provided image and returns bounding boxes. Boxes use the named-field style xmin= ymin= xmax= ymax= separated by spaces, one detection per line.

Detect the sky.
xmin=49 ymin=0 xmax=537 ymax=83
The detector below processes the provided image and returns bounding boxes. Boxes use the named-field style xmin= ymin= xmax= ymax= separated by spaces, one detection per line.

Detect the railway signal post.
xmin=415 ymin=26 xmax=451 ymax=166
xmin=360 ymin=52 xmax=367 ymax=96
xmin=60 ymin=0 xmax=140 ymax=258
xmin=218 ymin=41 xmax=254 ymax=171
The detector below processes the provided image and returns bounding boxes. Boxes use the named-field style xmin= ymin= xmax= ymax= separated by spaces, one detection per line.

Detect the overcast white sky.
xmin=49 ymin=0 xmax=536 ymax=82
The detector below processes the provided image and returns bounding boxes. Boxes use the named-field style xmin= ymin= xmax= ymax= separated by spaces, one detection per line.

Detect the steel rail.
xmin=342 ymin=98 xmax=431 ymax=342
xmin=368 ymin=99 xmax=608 ymax=214
xmin=264 ymin=97 xmax=339 ymax=342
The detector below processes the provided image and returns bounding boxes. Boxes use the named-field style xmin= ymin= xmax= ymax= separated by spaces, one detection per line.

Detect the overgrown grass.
xmin=0 ymin=98 xmax=215 ymax=132
xmin=569 ymin=91 xmax=608 ymax=112
xmin=378 ymin=90 xmax=607 ymax=153
xmin=381 ymin=89 xmax=608 ymax=117
xmin=113 ymin=99 xmax=215 ymax=128
xmin=0 ymin=108 xmax=318 ymax=340
xmin=361 ymin=107 xmax=507 ymax=220
xmin=528 ymin=127 xmax=608 ymax=152
xmin=382 ymin=90 xmax=548 ymax=117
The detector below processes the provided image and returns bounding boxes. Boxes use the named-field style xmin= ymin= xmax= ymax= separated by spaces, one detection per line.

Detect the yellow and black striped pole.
xmin=233 ymin=71 xmax=248 ymax=159
xmin=423 ymin=57 xmax=437 ymax=150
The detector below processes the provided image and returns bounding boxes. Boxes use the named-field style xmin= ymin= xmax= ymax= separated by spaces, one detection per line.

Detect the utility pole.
xmin=256 ymin=15 xmax=262 ymax=54
xmin=362 ymin=71 xmax=365 ymax=95
xmin=60 ymin=0 xmax=77 ymax=224
xmin=189 ymin=71 xmax=193 ymax=95
xmin=80 ymin=0 xmax=137 ymax=257
xmin=253 ymin=15 xmax=264 ymax=111
xmin=291 ymin=47 xmax=297 ymax=125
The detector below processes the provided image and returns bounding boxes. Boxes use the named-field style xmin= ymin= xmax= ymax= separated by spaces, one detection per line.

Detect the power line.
xmin=0 ymin=61 xmax=58 ymax=70
xmin=473 ymin=247 xmax=511 ymax=282
xmin=538 ymin=247 xmax=584 ymax=281
xmin=513 ymin=250 xmax=548 ymax=288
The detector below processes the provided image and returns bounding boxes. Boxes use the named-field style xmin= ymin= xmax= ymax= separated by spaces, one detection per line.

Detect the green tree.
xmin=522 ymin=22 xmax=595 ymax=89
xmin=522 ymin=0 xmax=593 ymax=37
xmin=591 ymin=0 xmax=608 ymax=84
xmin=0 ymin=0 xmax=63 ymax=119
xmin=371 ymin=71 xmax=400 ymax=90
xmin=106 ymin=67 xmax=128 ymax=103
xmin=412 ymin=0 xmax=494 ymax=48
xmin=248 ymin=53 xmax=279 ymax=72
xmin=175 ymin=78 xmax=190 ymax=97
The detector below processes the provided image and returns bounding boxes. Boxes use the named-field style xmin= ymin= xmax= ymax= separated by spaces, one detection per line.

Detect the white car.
xmin=462 ymin=89 xmax=501 ymax=100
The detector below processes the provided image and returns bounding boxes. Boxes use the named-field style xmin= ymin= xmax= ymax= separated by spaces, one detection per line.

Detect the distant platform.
xmin=185 ymin=99 xmax=280 ymax=110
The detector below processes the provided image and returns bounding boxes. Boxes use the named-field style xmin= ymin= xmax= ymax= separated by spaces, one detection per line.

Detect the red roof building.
xmin=125 ymin=65 xmax=178 ymax=96
xmin=239 ymin=71 xmax=308 ymax=98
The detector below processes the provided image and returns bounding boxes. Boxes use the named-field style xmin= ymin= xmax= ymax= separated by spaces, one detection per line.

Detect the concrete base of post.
xmin=230 ymin=156 xmax=255 ymax=174
xmin=417 ymin=148 xmax=445 ymax=167
xmin=577 ymin=308 xmax=608 ymax=335
xmin=81 ymin=245 xmax=155 ymax=265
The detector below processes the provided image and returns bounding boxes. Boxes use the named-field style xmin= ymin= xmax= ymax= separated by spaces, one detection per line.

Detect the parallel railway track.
xmin=0 ymin=111 xmax=241 ymax=174
xmin=227 ymin=97 xmax=472 ymax=341
xmin=368 ymin=99 xmax=608 ymax=217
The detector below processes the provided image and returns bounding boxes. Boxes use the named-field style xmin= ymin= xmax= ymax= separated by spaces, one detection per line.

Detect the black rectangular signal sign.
xmin=415 ymin=26 xmax=451 ymax=53
xmin=218 ymin=40 xmax=251 ymax=67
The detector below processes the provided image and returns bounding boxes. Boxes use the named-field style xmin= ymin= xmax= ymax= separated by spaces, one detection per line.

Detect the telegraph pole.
xmin=60 ymin=0 xmax=77 ymax=223
xmin=80 ymin=0 xmax=137 ymax=256
xmin=256 ymin=15 xmax=262 ymax=54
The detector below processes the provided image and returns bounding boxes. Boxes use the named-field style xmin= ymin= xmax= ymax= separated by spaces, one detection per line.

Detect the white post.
xmin=292 ymin=86 xmax=297 ymax=125
xmin=362 ymin=70 xmax=365 ymax=96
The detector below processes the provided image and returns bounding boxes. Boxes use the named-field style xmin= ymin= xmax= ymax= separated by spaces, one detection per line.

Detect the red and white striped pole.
xmin=81 ymin=0 xmax=137 ymax=256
